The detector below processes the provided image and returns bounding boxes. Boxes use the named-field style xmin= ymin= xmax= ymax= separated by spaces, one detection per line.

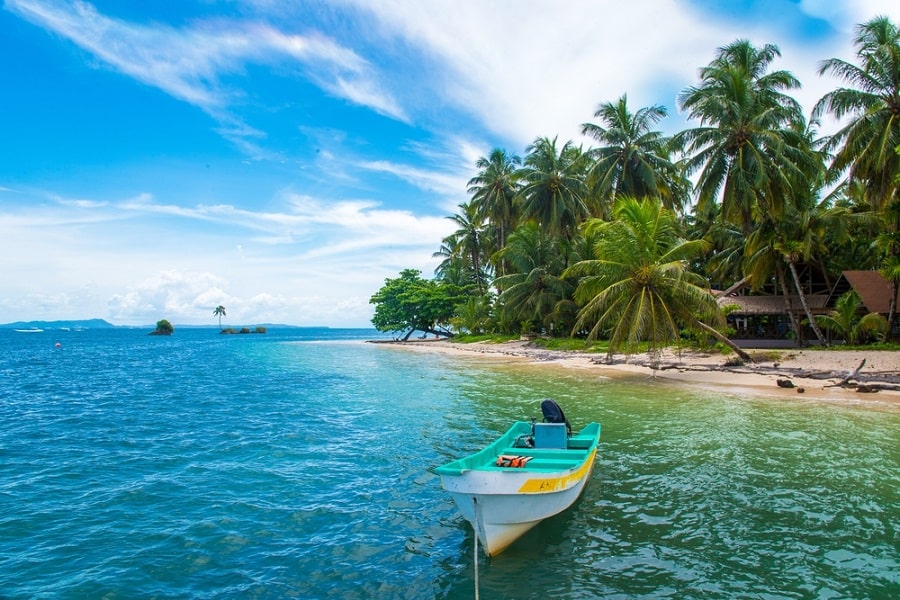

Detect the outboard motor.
xmin=540 ymin=399 xmax=571 ymax=435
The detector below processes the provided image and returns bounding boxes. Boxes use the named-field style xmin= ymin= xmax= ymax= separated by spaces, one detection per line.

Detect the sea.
xmin=1 ymin=327 xmax=897 ymax=599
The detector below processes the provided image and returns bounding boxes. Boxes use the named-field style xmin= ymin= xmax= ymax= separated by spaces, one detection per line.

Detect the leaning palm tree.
xmin=581 ymin=94 xmax=687 ymax=212
xmin=213 ymin=305 xmax=226 ymax=329
xmin=814 ymin=16 xmax=900 ymax=340
xmin=566 ymin=197 xmax=751 ymax=362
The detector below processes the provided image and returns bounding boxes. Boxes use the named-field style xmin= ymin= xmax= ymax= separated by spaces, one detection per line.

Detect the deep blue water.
xmin=0 ymin=328 xmax=897 ymax=599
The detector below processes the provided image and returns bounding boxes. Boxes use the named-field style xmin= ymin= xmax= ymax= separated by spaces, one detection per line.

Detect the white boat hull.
xmin=444 ymin=449 xmax=596 ymax=555
xmin=436 ymin=421 xmax=600 ymax=556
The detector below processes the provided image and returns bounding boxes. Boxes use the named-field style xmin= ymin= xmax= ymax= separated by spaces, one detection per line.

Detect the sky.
xmin=2 ymin=0 xmax=899 ymax=327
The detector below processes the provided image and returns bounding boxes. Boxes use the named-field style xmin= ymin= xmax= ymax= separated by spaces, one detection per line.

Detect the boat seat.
xmin=567 ymin=436 xmax=595 ymax=449
xmin=533 ymin=423 xmax=568 ymax=448
xmin=516 ymin=458 xmax=581 ymax=470
xmin=499 ymin=448 xmax=586 ymax=458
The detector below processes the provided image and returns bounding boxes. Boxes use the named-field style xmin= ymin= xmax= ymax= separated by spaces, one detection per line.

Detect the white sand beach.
xmin=383 ymin=339 xmax=900 ymax=408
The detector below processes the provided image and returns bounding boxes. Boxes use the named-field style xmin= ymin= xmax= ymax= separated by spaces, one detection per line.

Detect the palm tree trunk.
xmin=884 ymin=279 xmax=898 ymax=343
xmin=694 ymin=321 xmax=752 ymax=362
xmin=777 ymin=265 xmax=803 ymax=347
xmin=787 ymin=260 xmax=828 ymax=346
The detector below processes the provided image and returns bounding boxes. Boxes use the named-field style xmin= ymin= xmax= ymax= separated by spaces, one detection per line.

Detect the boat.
xmin=435 ymin=400 xmax=601 ymax=556
xmin=14 ymin=328 xmax=44 ymax=333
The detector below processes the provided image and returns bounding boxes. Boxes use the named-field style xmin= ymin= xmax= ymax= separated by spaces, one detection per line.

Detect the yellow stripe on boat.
xmin=517 ymin=447 xmax=597 ymax=493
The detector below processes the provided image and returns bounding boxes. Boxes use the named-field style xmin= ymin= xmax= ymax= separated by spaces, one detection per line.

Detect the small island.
xmin=149 ymin=319 xmax=174 ymax=336
xmin=220 ymin=327 xmax=267 ymax=335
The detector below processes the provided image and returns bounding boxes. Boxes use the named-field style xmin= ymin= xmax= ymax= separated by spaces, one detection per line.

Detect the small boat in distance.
xmin=435 ymin=400 xmax=601 ymax=557
xmin=14 ymin=328 xmax=44 ymax=333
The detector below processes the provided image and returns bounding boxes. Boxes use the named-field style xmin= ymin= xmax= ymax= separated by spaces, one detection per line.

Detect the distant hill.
xmin=1 ymin=319 xmax=116 ymax=329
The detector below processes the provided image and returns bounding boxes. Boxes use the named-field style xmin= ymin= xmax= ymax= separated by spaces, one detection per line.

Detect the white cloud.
xmin=0 ymin=186 xmax=454 ymax=326
xmin=343 ymin=0 xmax=723 ymax=146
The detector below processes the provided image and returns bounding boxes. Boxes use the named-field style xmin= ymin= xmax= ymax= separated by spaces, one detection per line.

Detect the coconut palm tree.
xmin=566 ymin=197 xmax=751 ymax=362
xmin=468 ymin=149 xmax=522 ymax=259
xmin=517 ymin=136 xmax=591 ymax=246
xmin=675 ymin=39 xmax=811 ymax=235
xmin=213 ymin=305 xmax=226 ymax=329
xmin=435 ymin=202 xmax=491 ymax=295
xmin=814 ymin=16 xmax=900 ymax=340
xmin=815 ymin=16 xmax=900 ymax=212
xmin=581 ymin=94 xmax=687 ymax=212
xmin=494 ymin=222 xmax=574 ymax=334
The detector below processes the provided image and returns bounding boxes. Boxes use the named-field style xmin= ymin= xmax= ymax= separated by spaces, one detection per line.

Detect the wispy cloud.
xmin=5 ymin=0 xmax=406 ymax=145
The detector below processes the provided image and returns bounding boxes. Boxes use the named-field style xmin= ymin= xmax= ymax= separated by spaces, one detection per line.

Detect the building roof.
xmin=829 ymin=270 xmax=900 ymax=314
xmin=716 ymin=294 xmax=829 ymax=315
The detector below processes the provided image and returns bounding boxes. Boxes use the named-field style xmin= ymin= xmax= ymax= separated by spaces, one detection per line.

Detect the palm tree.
xmin=450 ymin=296 xmax=492 ymax=335
xmin=435 ymin=202 xmax=491 ymax=295
xmin=565 ymin=197 xmax=751 ymax=362
xmin=517 ymin=136 xmax=591 ymax=246
xmin=494 ymin=222 xmax=574 ymax=334
xmin=814 ymin=16 xmax=900 ymax=340
xmin=675 ymin=39 xmax=811 ymax=235
xmin=815 ymin=16 xmax=900 ymax=212
xmin=213 ymin=305 xmax=226 ymax=329
xmin=813 ymin=290 xmax=887 ymax=345
xmin=581 ymin=94 xmax=687 ymax=212
xmin=468 ymin=149 xmax=522 ymax=260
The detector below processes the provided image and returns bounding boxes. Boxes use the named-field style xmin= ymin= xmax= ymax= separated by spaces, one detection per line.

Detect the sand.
xmin=380 ymin=338 xmax=900 ymax=409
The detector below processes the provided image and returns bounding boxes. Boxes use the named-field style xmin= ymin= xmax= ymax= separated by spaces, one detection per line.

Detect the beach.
xmin=386 ymin=339 xmax=900 ymax=408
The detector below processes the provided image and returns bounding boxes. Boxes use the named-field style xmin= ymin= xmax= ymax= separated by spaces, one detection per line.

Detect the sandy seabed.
xmin=381 ymin=338 xmax=900 ymax=410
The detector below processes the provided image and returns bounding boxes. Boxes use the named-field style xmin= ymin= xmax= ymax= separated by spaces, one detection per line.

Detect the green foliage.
xmin=450 ymin=296 xmax=492 ymax=334
xmin=369 ymin=269 xmax=461 ymax=337
xmin=530 ymin=337 xmax=610 ymax=353
xmin=565 ymin=197 xmax=721 ymax=356
xmin=450 ymin=333 xmax=519 ymax=344
xmin=812 ymin=290 xmax=888 ymax=345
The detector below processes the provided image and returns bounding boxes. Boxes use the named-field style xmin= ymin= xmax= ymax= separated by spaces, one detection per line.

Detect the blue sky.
xmin=2 ymin=0 xmax=898 ymax=327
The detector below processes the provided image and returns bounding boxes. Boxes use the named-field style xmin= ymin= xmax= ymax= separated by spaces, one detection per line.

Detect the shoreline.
xmin=378 ymin=339 xmax=900 ymax=409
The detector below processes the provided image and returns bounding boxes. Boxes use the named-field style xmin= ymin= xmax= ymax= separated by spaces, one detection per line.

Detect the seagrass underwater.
xmin=1 ymin=328 xmax=897 ymax=598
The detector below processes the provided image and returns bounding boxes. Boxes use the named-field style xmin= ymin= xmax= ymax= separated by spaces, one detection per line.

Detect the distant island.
xmin=1 ymin=319 xmax=116 ymax=330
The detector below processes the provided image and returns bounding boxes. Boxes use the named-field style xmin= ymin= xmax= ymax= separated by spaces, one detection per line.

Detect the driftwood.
xmin=825 ymin=359 xmax=867 ymax=388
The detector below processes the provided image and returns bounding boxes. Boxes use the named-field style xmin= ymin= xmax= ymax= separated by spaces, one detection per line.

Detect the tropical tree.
xmin=814 ymin=16 xmax=900 ymax=340
xmin=494 ymin=222 xmax=574 ymax=334
xmin=744 ymin=127 xmax=833 ymax=347
xmin=435 ymin=202 xmax=491 ymax=295
xmin=581 ymin=94 xmax=687 ymax=211
xmin=675 ymin=39 xmax=812 ymax=235
xmin=813 ymin=290 xmax=888 ymax=345
xmin=565 ymin=197 xmax=751 ymax=361
xmin=369 ymin=269 xmax=460 ymax=340
xmin=517 ymin=136 xmax=592 ymax=245
xmin=213 ymin=305 xmax=226 ymax=329
xmin=468 ymin=148 xmax=522 ymax=264
xmin=450 ymin=296 xmax=492 ymax=335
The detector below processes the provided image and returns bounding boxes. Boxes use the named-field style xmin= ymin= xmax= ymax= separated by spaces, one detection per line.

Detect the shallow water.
xmin=0 ymin=329 xmax=897 ymax=599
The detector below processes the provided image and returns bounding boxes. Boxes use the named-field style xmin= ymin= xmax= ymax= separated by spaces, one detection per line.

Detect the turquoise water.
xmin=1 ymin=329 xmax=897 ymax=599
